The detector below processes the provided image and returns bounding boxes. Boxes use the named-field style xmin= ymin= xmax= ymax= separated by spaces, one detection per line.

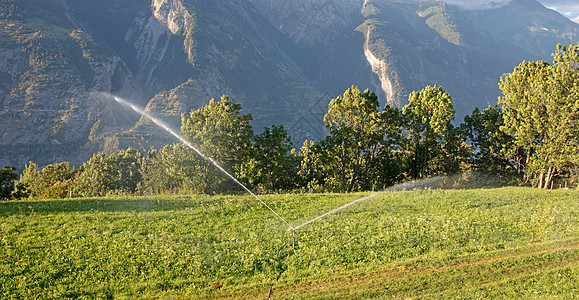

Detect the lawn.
xmin=0 ymin=187 xmax=577 ymax=298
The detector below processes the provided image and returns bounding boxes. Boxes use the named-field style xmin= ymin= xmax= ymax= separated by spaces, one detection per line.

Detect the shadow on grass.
xmin=0 ymin=196 xmax=216 ymax=216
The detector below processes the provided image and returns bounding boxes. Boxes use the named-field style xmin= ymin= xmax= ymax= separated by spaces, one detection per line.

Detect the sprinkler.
xmin=108 ymin=93 xmax=448 ymax=298
xmin=109 ymin=93 xmax=295 ymax=231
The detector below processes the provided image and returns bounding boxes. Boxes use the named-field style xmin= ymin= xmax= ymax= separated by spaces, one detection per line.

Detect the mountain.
xmin=0 ymin=0 xmax=577 ymax=169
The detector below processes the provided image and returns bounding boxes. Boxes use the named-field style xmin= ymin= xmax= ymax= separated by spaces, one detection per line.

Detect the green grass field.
xmin=1 ymin=187 xmax=577 ymax=299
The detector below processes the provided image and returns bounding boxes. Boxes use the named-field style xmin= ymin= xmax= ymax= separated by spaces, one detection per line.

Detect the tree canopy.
xmin=5 ymin=44 xmax=579 ymax=199
xmin=499 ymin=44 xmax=579 ymax=188
xmin=180 ymin=95 xmax=253 ymax=193
xmin=403 ymin=85 xmax=455 ymax=179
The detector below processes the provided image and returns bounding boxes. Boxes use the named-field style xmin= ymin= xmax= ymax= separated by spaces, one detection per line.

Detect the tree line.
xmin=1 ymin=44 xmax=578 ymax=200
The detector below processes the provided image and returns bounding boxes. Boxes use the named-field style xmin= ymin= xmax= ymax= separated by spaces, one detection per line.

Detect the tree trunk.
xmin=348 ymin=168 xmax=358 ymax=193
xmin=422 ymin=141 xmax=428 ymax=179
xmin=538 ymin=171 xmax=545 ymax=189
xmin=523 ymin=149 xmax=532 ymax=183
xmin=544 ymin=165 xmax=555 ymax=190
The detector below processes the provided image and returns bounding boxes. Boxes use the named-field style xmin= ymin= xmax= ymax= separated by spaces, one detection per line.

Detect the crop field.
xmin=0 ymin=187 xmax=577 ymax=299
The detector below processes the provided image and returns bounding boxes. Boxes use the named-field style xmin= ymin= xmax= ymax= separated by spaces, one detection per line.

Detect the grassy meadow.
xmin=0 ymin=187 xmax=577 ymax=299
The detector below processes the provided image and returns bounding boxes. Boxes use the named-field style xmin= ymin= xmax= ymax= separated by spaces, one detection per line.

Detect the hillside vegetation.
xmin=0 ymin=187 xmax=577 ymax=298
xmin=5 ymin=43 xmax=578 ymax=201
xmin=2 ymin=0 xmax=579 ymax=168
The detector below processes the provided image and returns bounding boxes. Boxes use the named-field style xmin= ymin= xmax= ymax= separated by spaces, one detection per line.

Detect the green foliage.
xmin=499 ymin=44 xmax=579 ymax=188
xmin=403 ymin=85 xmax=456 ymax=179
xmin=140 ymin=100 xmax=298 ymax=195
xmin=139 ymin=144 xmax=205 ymax=195
xmin=461 ymin=106 xmax=524 ymax=179
xmin=75 ymin=148 xmax=143 ymax=197
xmin=0 ymin=166 xmax=18 ymax=200
xmin=180 ymin=95 xmax=253 ymax=193
xmin=16 ymin=161 xmax=76 ymax=199
xmin=440 ymin=125 xmax=470 ymax=175
xmin=239 ymin=125 xmax=299 ymax=193
xmin=0 ymin=188 xmax=576 ymax=298
xmin=304 ymin=86 xmax=404 ymax=192
xmin=296 ymin=85 xmax=466 ymax=192
xmin=297 ymin=140 xmax=326 ymax=192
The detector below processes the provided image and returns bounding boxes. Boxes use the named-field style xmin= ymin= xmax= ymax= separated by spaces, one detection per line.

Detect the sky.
xmin=444 ymin=0 xmax=511 ymax=10
xmin=442 ymin=0 xmax=579 ymax=23
xmin=538 ymin=0 xmax=579 ymax=23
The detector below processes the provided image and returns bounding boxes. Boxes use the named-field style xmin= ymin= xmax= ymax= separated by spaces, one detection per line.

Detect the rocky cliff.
xmin=0 ymin=0 xmax=578 ymax=169
xmin=0 ymin=0 xmax=148 ymax=167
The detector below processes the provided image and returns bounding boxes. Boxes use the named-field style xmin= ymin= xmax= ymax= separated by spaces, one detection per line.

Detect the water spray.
xmin=105 ymin=93 xmax=456 ymax=297
xmin=108 ymin=93 xmax=295 ymax=231
xmin=108 ymin=93 xmax=445 ymax=245
xmin=293 ymin=192 xmax=382 ymax=230
xmin=291 ymin=176 xmax=444 ymax=231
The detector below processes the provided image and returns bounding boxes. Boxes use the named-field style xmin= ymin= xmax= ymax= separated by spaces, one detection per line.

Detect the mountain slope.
xmin=0 ymin=0 xmax=149 ymax=167
xmin=0 ymin=0 xmax=578 ymax=169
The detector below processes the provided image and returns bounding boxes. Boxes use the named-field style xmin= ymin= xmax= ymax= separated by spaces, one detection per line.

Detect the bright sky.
xmin=442 ymin=0 xmax=579 ymax=23
xmin=537 ymin=0 xmax=579 ymax=23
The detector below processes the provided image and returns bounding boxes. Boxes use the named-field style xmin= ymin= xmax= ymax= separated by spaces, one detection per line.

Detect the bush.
xmin=0 ymin=166 xmax=18 ymax=200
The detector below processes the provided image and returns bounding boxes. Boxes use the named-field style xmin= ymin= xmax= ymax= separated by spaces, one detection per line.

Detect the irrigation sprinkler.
xmin=108 ymin=93 xmax=449 ymax=296
xmin=108 ymin=92 xmax=440 ymax=234
xmin=108 ymin=93 xmax=295 ymax=231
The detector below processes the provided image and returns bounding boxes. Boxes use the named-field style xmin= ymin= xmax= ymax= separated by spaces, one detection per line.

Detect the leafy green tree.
xmin=440 ymin=124 xmax=470 ymax=176
xmin=180 ymin=95 xmax=253 ymax=193
xmin=499 ymin=44 xmax=579 ymax=188
xmin=75 ymin=153 xmax=109 ymax=197
xmin=372 ymin=105 xmax=406 ymax=189
xmin=0 ymin=166 xmax=18 ymax=200
xmin=139 ymin=144 xmax=205 ymax=195
xmin=304 ymin=86 xmax=401 ymax=192
xmin=239 ymin=125 xmax=299 ymax=193
xmin=297 ymin=140 xmax=326 ymax=191
xmin=15 ymin=162 xmax=38 ymax=199
xmin=16 ymin=161 xmax=76 ymax=199
xmin=402 ymin=85 xmax=455 ymax=179
xmin=75 ymin=148 xmax=143 ymax=197
xmin=461 ymin=106 xmax=524 ymax=177
xmin=550 ymin=44 xmax=579 ymax=188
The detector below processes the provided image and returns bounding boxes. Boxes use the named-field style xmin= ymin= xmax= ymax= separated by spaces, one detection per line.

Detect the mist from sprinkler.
xmin=107 ymin=93 xmax=295 ymax=231
xmin=108 ymin=93 xmax=448 ymax=235
xmin=107 ymin=93 xmax=484 ymax=296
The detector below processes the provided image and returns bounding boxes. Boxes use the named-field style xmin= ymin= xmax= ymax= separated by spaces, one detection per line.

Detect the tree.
xmin=402 ymin=85 xmax=455 ymax=179
xmin=15 ymin=162 xmax=38 ymax=199
xmin=239 ymin=125 xmax=299 ymax=193
xmin=441 ymin=124 xmax=470 ymax=176
xmin=139 ymin=144 xmax=205 ymax=195
xmin=372 ymin=105 xmax=406 ymax=189
xmin=309 ymin=86 xmax=401 ymax=192
xmin=297 ymin=140 xmax=326 ymax=191
xmin=461 ymin=106 xmax=524 ymax=177
xmin=180 ymin=95 xmax=253 ymax=193
xmin=499 ymin=44 xmax=579 ymax=188
xmin=0 ymin=166 xmax=18 ymax=200
xmin=16 ymin=161 xmax=76 ymax=199
xmin=75 ymin=148 xmax=143 ymax=197
xmin=550 ymin=44 xmax=579 ymax=188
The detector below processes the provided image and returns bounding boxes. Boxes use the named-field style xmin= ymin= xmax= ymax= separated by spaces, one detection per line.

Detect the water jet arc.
xmin=109 ymin=94 xmax=294 ymax=230
xmin=293 ymin=192 xmax=381 ymax=230
xmin=292 ymin=176 xmax=443 ymax=231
